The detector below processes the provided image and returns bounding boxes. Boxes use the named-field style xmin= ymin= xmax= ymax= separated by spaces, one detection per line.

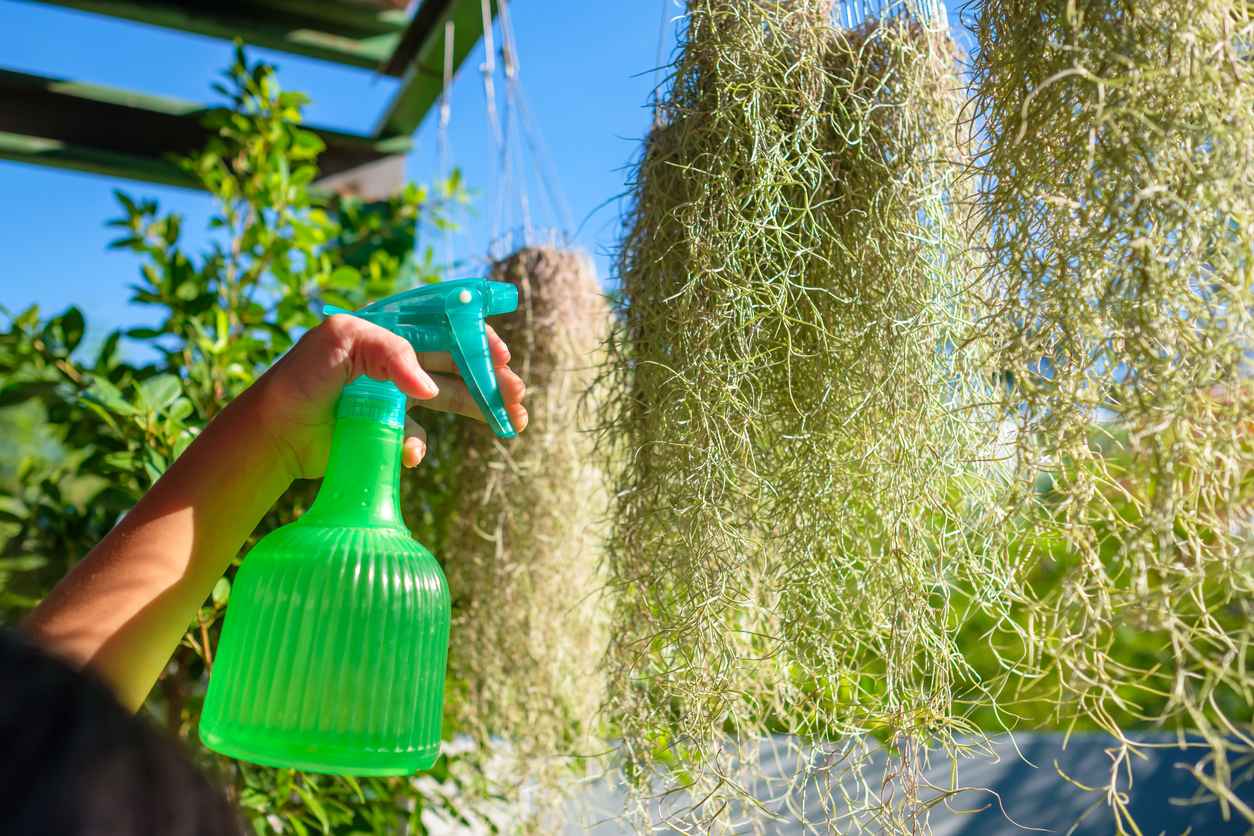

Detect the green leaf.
xmin=321 ymin=290 xmax=353 ymax=310
xmin=341 ymin=775 xmax=365 ymax=804
xmin=0 ymin=380 xmax=59 ymax=409
xmin=293 ymin=785 xmax=330 ymax=833
xmin=289 ymin=164 xmax=317 ymax=187
xmin=103 ymin=451 xmax=135 ymax=471
xmin=113 ymin=190 xmax=138 ymax=215
xmin=145 ymin=447 xmax=168 ymax=474
xmin=0 ymin=522 xmax=19 ymax=553
xmin=171 ymin=433 xmax=194 ymax=462
xmin=141 ymin=375 xmax=183 ymax=409
xmin=83 ymin=377 xmax=136 ymax=415
xmin=14 ymin=305 xmax=40 ymax=327
xmin=0 ymin=556 xmax=48 ymax=572
xmin=212 ymin=576 xmax=231 ymax=606
xmin=165 ymin=397 xmax=194 ymax=422
xmin=97 ymin=330 xmax=122 ymax=367
xmin=127 ymin=328 xmax=163 ymax=340
xmin=0 ymin=590 xmax=43 ymax=609
xmin=292 ymin=129 xmax=325 ymax=157
xmin=60 ymin=307 xmax=85 ymax=353
xmin=238 ymin=789 xmax=270 ymax=810
xmin=81 ymin=400 xmax=124 ymax=434
xmin=327 ymin=266 xmax=361 ymax=289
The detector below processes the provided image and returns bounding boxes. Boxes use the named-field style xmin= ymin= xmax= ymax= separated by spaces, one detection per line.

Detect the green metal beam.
xmin=29 ymin=0 xmax=407 ymax=69
xmin=0 ymin=68 xmax=411 ymax=190
xmin=0 ymin=130 xmax=200 ymax=188
xmin=373 ymin=0 xmax=497 ymax=138
xmin=5 ymin=0 xmax=496 ymax=189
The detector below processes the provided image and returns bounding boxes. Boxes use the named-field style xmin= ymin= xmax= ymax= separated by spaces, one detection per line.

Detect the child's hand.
xmin=251 ymin=313 xmax=527 ymax=481
xmin=26 ymin=311 xmax=526 ymax=709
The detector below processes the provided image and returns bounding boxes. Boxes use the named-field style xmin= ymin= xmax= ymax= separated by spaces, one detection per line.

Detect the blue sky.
xmin=0 ymin=0 xmax=682 ymax=353
xmin=0 ymin=0 xmax=962 ymax=358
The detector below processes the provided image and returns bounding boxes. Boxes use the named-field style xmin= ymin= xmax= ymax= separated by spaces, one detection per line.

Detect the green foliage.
xmin=0 ymin=45 xmax=495 ymax=834
xmin=0 ymin=304 xmax=145 ymax=612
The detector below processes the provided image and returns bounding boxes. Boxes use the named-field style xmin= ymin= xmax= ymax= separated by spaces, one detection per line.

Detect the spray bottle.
xmin=199 ymin=278 xmax=518 ymax=775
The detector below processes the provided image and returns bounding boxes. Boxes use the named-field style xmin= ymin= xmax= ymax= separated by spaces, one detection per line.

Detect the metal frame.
xmin=0 ymin=68 xmax=411 ymax=188
xmin=32 ymin=0 xmax=410 ymax=69
xmin=1 ymin=0 xmax=497 ymax=190
xmin=375 ymin=0 xmax=498 ymax=138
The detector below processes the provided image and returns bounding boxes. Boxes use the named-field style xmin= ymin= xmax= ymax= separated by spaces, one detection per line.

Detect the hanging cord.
xmin=498 ymin=2 xmax=532 ymax=248
xmin=439 ymin=19 xmax=455 ymax=274
xmin=480 ymin=0 xmax=504 ymax=260
xmin=652 ymin=0 xmax=671 ymax=130
xmin=508 ymin=56 xmax=575 ymax=235
xmin=833 ymin=0 xmax=943 ymax=28
xmin=432 ymin=18 xmax=482 ymax=277
xmin=485 ymin=8 xmax=513 ymax=255
xmin=484 ymin=0 xmax=575 ymax=258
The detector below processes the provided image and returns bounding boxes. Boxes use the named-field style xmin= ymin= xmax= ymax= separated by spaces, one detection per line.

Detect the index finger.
xmin=413 ymin=324 xmax=512 ymax=376
xmin=485 ymin=324 xmax=511 ymax=368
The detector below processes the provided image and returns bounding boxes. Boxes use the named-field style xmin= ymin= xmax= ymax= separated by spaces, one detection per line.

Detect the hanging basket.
xmin=969 ymin=0 xmax=1254 ymax=826
xmin=440 ymin=246 xmax=610 ymax=809
xmin=600 ymin=2 xmax=984 ymax=830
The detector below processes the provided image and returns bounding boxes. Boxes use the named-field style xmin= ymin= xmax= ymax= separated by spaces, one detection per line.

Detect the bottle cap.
xmin=337 ymin=377 xmax=407 ymax=428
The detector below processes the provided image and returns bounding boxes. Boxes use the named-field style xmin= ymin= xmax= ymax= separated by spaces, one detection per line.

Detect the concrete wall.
xmin=567 ymin=734 xmax=1254 ymax=835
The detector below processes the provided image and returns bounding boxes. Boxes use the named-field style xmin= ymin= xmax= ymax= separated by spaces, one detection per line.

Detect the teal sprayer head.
xmin=323 ymin=277 xmax=520 ymax=437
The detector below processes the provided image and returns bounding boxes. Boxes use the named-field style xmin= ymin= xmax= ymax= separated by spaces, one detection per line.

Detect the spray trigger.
xmin=322 ymin=278 xmax=520 ymax=438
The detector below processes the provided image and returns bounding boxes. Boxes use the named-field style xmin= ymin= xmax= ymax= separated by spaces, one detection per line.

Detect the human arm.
xmin=21 ymin=314 xmax=526 ymax=711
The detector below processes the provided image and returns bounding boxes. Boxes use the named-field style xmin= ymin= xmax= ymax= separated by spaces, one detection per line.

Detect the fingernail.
xmin=409 ymin=358 xmax=438 ymax=398
xmin=419 ymin=374 xmax=439 ymax=399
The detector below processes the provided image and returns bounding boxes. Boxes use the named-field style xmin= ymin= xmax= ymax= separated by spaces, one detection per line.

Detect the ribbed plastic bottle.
xmin=200 ymin=377 xmax=450 ymax=775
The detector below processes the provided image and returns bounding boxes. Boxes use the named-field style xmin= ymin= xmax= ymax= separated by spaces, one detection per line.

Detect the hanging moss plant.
xmin=601 ymin=1 xmax=987 ymax=829
xmin=969 ymin=0 xmax=1254 ymax=826
xmin=441 ymin=247 xmax=610 ymax=826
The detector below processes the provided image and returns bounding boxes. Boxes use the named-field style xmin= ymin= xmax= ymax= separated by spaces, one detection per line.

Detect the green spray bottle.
xmin=200 ymin=278 xmax=518 ymax=775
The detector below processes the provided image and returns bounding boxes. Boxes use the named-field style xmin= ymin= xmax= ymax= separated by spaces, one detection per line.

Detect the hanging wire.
xmin=653 ymin=0 xmax=674 ymax=130
xmin=495 ymin=21 xmax=526 ymax=250
xmin=438 ymin=19 xmax=456 ymax=274
xmin=483 ymin=0 xmax=576 ymax=260
xmin=480 ymin=0 xmax=504 ymax=260
xmin=499 ymin=2 xmax=532 ymax=249
xmin=432 ymin=18 xmax=481 ymax=278
xmin=831 ymin=0 xmax=943 ymax=27
xmin=512 ymin=71 xmax=575 ymax=232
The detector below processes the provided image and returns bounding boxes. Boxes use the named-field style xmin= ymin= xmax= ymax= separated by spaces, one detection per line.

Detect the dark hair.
xmin=0 ymin=629 xmax=242 ymax=836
